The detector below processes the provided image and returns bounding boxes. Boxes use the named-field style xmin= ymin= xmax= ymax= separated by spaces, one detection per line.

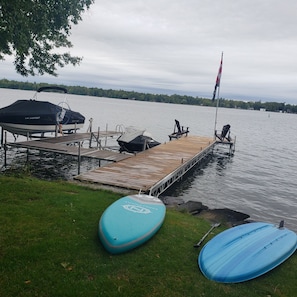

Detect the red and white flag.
xmin=212 ymin=53 xmax=223 ymax=101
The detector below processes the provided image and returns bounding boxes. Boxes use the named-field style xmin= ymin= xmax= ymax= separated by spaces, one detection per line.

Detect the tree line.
xmin=1 ymin=78 xmax=296 ymax=113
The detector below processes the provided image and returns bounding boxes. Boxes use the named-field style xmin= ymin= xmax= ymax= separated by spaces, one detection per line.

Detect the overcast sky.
xmin=1 ymin=0 xmax=297 ymax=103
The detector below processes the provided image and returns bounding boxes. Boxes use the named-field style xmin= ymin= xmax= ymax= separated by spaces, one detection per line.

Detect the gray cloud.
xmin=1 ymin=0 xmax=297 ymax=103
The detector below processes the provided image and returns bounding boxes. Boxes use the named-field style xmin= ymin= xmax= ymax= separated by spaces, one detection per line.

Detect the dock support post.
xmin=4 ymin=131 xmax=7 ymax=167
xmin=78 ymin=141 xmax=81 ymax=175
xmin=97 ymin=127 xmax=100 ymax=149
xmin=104 ymin=124 xmax=108 ymax=148
xmin=89 ymin=133 xmax=92 ymax=148
xmin=1 ymin=127 xmax=3 ymax=148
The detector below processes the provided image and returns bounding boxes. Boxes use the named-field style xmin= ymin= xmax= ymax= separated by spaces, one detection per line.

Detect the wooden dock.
xmin=74 ymin=136 xmax=216 ymax=195
xmin=7 ymin=132 xmax=130 ymax=162
xmin=4 ymin=131 xmax=225 ymax=195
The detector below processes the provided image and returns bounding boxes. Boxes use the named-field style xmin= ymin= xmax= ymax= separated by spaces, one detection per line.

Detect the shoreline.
xmin=163 ymin=196 xmax=251 ymax=227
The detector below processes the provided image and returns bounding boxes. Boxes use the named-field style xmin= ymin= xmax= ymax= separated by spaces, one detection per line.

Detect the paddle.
xmin=193 ymin=222 xmax=221 ymax=248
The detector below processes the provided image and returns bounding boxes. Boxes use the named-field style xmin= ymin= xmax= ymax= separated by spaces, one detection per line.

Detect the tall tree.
xmin=0 ymin=0 xmax=93 ymax=76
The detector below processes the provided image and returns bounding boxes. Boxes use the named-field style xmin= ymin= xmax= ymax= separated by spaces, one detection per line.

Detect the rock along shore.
xmin=162 ymin=196 xmax=251 ymax=227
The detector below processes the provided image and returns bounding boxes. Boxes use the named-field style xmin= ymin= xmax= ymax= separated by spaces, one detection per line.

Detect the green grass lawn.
xmin=0 ymin=175 xmax=296 ymax=297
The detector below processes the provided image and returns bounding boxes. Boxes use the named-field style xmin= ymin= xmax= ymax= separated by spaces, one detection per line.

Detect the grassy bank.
xmin=0 ymin=175 xmax=296 ymax=297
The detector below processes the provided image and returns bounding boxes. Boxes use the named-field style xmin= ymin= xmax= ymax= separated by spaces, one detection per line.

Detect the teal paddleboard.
xmin=198 ymin=222 xmax=297 ymax=283
xmin=99 ymin=194 xmax=166 ymax=254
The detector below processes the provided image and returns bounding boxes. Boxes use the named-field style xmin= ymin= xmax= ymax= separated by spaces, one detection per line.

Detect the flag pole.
xmin=213 ymin=52 xmax=223 ymax=139
xmin=214 ymin=82 xmax=220 ymax=138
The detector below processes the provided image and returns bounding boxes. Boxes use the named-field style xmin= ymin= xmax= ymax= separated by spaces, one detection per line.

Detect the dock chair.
xmin=168 ymin=119 xmax=189 ymax=140
xmin=215 ymin=124 xmax=231 ymax=142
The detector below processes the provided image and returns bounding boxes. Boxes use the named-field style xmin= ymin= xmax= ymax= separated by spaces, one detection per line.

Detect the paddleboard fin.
xmin=278 ymin=220 xmax=284 ymax=229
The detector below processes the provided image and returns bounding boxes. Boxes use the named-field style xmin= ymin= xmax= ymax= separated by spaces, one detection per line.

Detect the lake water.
xmin=1 ymin=88 xmax=297 ymax=231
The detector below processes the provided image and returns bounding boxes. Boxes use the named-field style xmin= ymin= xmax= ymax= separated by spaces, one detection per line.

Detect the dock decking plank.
xmin=7 ymin=132 xmax=130 ymax=162
xmin=74 ymin=136 xmax=215 ymax=192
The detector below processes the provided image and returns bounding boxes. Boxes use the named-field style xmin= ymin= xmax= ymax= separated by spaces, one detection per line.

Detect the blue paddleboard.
xmin=99 ymin=194 xmax=166 ymax=254
xmin=198 ymin=222 xmax=297 ymax=283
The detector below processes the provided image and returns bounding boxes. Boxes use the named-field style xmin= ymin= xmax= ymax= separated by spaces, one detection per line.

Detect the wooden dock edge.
xmin=148 ymin=141 xmax=215 ymax=196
